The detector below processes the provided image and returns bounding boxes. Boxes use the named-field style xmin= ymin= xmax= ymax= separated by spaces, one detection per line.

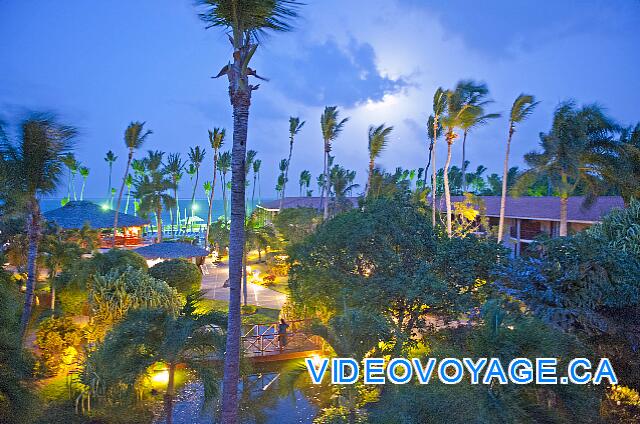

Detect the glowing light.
xmin=101 ymin=203 xmax=109 ymax=211
xmin=310 ymin=354 xmax=323 ymax=368
xmin=151 ymin=370 xmax=169 ymax=384
xmin=191 ymin=203 xmax=198 ymax=211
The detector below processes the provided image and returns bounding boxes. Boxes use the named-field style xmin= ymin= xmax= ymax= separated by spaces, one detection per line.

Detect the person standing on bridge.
xmin=278 ymin=318 xmax=290 ymax=352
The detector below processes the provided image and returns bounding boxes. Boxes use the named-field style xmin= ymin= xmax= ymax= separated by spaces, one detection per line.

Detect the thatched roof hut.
xmin=44 ymin=201 xmax=148 ymax=230
xmin=133 ymin=242 xmax=209 ymax=260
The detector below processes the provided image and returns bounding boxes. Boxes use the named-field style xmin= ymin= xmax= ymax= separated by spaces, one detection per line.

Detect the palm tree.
xmin=196 ymin=1 xmax=302 ymax=419
xmin=245 ymin=149 xmax=257 ymax=212
xmin=456 ymin=80 xmax=500 ymax=192
xmin=320 ymin=106 xmax=349 ymax=220
xmin=280 ymin=117 xmax=305 ymax=209
xmin=61 ymin=154 xmax=77 ymax=204
xmin=203 ymin=181 xmax=212 ymax=206
xmin=124 ymin=174 xmax=134 ymax=214
xmin=299 ymin=169 xmax=311 ymax=196
xmin=42 ymin=233 xmax=81 ymax=310
xmin=104 ymin=150 xmax=118 ymax=206
xmin=205 ymin=128 xmax=225 ymax=248
xmin=217 ymin=151 xmax=231 ymax=222
xmin=0 ymin=114 xmax=76 ymax=337
xmin=440 ymin=87 xmax=483 ymax=236
xmin=366 ymin=124 xmax=393 ymax=196
xmin=165 ymin=153 xmax=185 ymax=238
xmin=430 ymin=88 xmax=447 ymax=227
xmin=113 ymin=122 xmax=151 ymax=247
xmin=276 ymin=158 xmax=288 ymax=199
xmin=514 ymin=102 xmax=616 ymax=236
xmin=251 ymin=159 xmax=261 ymax=207
xmin=89 ymin=294 xmax=227 ymax=424
xmin=187 ymin=146 xmax=206 ymax=231
xmin=497 ymin=94 xmax=539 ymax=242
xmin=131 ymin=158 xmax=147 ymax=216
xmin=79 ymin=165 xmax=89 ymax=200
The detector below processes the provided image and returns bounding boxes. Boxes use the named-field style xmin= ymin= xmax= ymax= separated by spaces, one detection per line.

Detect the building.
xmin=257 ymin=195 xmax=626 ymax=256
xmin=44 ymin=201 xmax=148 ymax=248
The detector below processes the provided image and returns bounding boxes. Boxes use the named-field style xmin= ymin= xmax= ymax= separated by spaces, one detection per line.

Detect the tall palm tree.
xmin=42 ymin=233 xmax=81 ymax=310
xmin=164 ymin=153 xmax=185 ymax=238
xmin=299 ymin=169 xmax=311 ymax=196
xmin=217 ymin=151 xmax=231 ymax=222
xmin=187 ymin=146 xmax=206 ymax=232
xmin=456 ymin=80 xmax=501 ymax=192
xmin=251 ymin=159 xmax=261 ymax=207
xmin=440 ymin=87 xmax=481 ymax=237
xmin=205 ymin=128 xmax=225 ymax=248
xmin=497 ymin=94 xmax=539 ymax=242
xmin=320 ymin=106 xmax=349 ymax=220
xmin=514 ymin=102 xmax=615 ymax=236
xmin=124 ymin=174 xmax=134 ymax=214
xmin=131 ymin=158 xmax=147 ymax=216
xmin=0 ymin=114 xmax=76 ymax=337
xmin=245 ymin=149 xmax=257 ymax=211
xmin=430 ymin=88 xmax=447 ymax=227
xmin=280 ymin=116 xmax=305 ymax=209
xmin=79 ymin=165 xmax=89 ymax=200
xmin=366 ymin=124 xmax=393 ymax=196
xmin=113 ymin=122 xmax=151 ymax=247
xmin=134 ymin=151 xmax=176 ymax=243
xmin=196 ymin=1 xmax=302 ymax=420
xmin=104 ymin=150 xmax=118 ymax=206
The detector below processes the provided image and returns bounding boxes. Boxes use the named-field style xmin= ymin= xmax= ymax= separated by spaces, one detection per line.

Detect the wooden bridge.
xmin=241 ymin=319 xmax=323 ymax=362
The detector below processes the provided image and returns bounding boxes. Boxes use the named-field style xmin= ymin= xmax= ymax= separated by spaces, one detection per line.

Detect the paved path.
xmin=200 ymin=259 xmax=287 ymax=310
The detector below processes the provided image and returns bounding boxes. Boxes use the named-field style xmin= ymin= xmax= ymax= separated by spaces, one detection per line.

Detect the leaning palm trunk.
xmin=497 ymin=126 xmax=514 ymax=242
xmin=221 ymin=72 xmax=250 ymax=424
xmin=431 ymin=119 xmax=438 ymax=227
xmin=280 ymin=141 xmax=294 ymax=210
xmin=113 ymin=151 xmax=133 ymax=247
xmin=322 ymin=147 xmax=329 ymax=220
xmin=205 ymin=154 xmax=218 ymax=249
xmin=443 ymin=138 xmax=454 ymax=237
xmin=156 ymin=205 xmax=163 ymax=243
xmin=461 ymin=130 xmax=468 ymax=192
xmin=560 ymin=195 xmax=568 ymax=236
xmin=366 ymin=159 xmax=375 ymax=197
xmin=20 ymin=200 xmax=41 ymax=339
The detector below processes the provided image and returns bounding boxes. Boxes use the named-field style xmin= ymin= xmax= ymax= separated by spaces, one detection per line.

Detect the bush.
xmin=263 ymin=274 xmax=276 ymax=286
xmin=241 ymin=304 xmax=257 ymax=315
xmin=93 ymin=249 xmax=148 ymax=274
xmin=148 ymin=259 xmax=202 ymax=294
xmin=35 ymin=316 xmax=82 ymax=376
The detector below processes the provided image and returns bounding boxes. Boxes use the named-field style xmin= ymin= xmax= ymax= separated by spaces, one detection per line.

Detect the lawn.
xmin=198 ymin=298 xmax=281 ymax=325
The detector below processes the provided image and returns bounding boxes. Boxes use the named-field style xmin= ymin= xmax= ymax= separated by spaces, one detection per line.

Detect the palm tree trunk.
xmin=251 ymin=173 xmax=257 ymax=207
xmin=50 ymin=276 xmax=56 ymax=311
xmin=221 ymin=87 xmax=250 ymax=424
xmin=113 ymin=151 xmax=133 ymax=247
xmin=221 ymin=173 xmax=228 ymax=222
xmin=205 ymin=153 xmax=219 ymax=249
xmin=431 ymin=119 xmax=438 ymax=227
xmin=243 ymin=248 xmax=248 ymax=307
xmin=156 ymin=205 xmax=163 ymax=243
xmin=164 ymin=362 xmax=176 ymax=424
xmin=443 ymin=140 xmax=453 ymax=237
xmin=125 ymin=185 xmax=131 ymax=214
xmin=187 ymin=171 xmax=199 ymax=231
xmin=323 ymin=148 xmax=329 ymax=220
xmin=280 ymin=141 xmax=294 ymax=210
xmin=20 ymin=200 xmax=41 ymax=339
xmin=461 ymin=130 xmax=468 ymax=193
xmin=108 ymin=164 xmax=113 ymax=206
xmin=80 ymin=179 xmax=86 ymax=201
xmin=560 ymin=194 xmax=568 ymax=236
xmin=498 ymin=128 xmax=514 ymax=243
xmin=366 ymin=159 xmax=374 ymax=197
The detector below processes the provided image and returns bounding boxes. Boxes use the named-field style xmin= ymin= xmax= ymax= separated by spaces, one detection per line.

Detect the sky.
xmin=1 ymin=0 xmax=639 ymax=199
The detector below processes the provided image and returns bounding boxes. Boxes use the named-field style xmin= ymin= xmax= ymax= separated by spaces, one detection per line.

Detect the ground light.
xmin=151 ymin=369 xmax=170 ymax=385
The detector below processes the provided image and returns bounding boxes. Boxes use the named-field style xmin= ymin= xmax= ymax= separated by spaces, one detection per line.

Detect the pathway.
xmin=200 ymin=258 xmax=287 ymax=310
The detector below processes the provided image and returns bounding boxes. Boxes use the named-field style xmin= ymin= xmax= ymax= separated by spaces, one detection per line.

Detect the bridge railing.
xmin=241 ymin=319 xmax=321 ymax=356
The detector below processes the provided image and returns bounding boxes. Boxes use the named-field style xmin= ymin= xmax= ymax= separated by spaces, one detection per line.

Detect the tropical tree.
xmin=113 ymin=121 xmax=151 ymax=247
xmin=299 ymin=169 xmax=311 ymax=196
xmin=245 ymin=149 xmax=257 ymax=211
xmin=88 ymin=294 xmax=226 ymax=424
xmin=187 ymin=146 xmax=206 ymax=229
xmin=320 ymin=106 xmax=349 ymax=220
xmin=366 ymin=124 xmax=393 ymax=196
xmin=124 ymin=174 xmax=134 ymax=214
xmin=196 ymin=1 xmax=302 ymax=420
xmin=456 ymin=80 xmax=500 ymax=192
xmin=275 ymin=158 xmax=288 ymax=199
xmin=104 ymin=150 xmax=117 ymax=206
xmin=62 ymin=153 xmax=78 ymax=204
xmin=203 ymin=181 xmax=212 ymax=206
xmin=79 ymin=165 xmax=89 ymax=200
xmin=497 ymin=94 xmax=539 ymax=242
xmin=430 ymin=88 xmax=447 ymax=227
xmin=280 ymin=116 xmax=305 ymax=209
xmin=42 ymin=232 xmax=82 ymax=310
xmin=130 ymin=158 xmax=147 ymax=216
xmin=217 ymin=151 xmax=231 ymax=222
xmin=134 ymin=151 xmax=176 ymax=242
xmin=514 ymin=102 xmax=614 ymax=236
xmin=165 ymin=153 xmax=185 ymax=238
xmin=0 ymin=114 xmax=76 ymax=337
xmin=205 ymin=128 xmax=225 ymax=248
xmin=251 ymin=158 xmax=261 ymax=206
xmin=440 ymin=87 xmax=481 ymax=237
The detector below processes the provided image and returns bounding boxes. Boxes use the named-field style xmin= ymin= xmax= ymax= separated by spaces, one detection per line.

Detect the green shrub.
xmin=35 ymin=316 xmax=82 ymax=376
xmin=57 ymin=286 xmax=87 ymax=316
xmin=241 ymin=304 xmax=257 ymax=315
xmin=148 ymin=259 xmax=202 ymax=294
xmin=93 ymin=249 xmax=148 ymax=274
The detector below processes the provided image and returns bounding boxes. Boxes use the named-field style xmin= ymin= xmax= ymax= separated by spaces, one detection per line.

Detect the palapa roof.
xmin=133 ymin=242 xmax=209 ymax=259
xmin=44 ymin=201 xmax=148 ymax=230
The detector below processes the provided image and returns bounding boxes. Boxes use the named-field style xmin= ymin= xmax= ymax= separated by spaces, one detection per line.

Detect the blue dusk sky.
xmin=1 ymin=0 xmax=639 ymax=199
